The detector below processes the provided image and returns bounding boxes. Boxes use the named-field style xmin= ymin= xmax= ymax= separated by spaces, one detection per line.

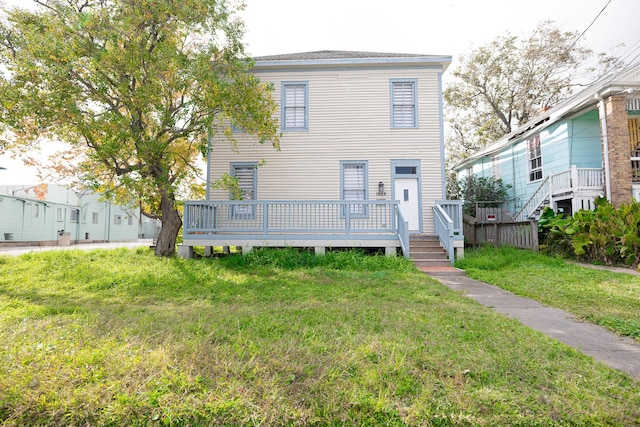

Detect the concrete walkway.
xmin=425 ymin=271 xmax=640 ymax=380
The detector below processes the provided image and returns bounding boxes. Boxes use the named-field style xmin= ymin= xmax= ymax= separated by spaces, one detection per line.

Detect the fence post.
xmin=493 ymin=222 xmax=498 ymax=247
xmin=530 ymin=220 xmax=539 ymax=252
xmin=345 ymin=203 xmax=351 ymax=235
xmin=263 ymin=202 xmax=268 ymax=235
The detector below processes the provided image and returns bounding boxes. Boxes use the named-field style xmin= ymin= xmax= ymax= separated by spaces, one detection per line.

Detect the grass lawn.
xmin=455 ymin=246 xmax=640 ymax=342
xmin=0 ymin=247 xmax=639 ymax=426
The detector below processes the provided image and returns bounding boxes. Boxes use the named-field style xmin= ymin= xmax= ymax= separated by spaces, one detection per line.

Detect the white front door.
xmin=394 ymin=178 xmax=420 ymax=232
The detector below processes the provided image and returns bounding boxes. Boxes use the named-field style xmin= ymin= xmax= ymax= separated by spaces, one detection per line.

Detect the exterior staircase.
xmin=410 ymin=235 xmax=465 ymax=276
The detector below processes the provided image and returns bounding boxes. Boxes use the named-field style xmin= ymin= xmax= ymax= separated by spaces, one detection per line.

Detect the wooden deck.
xmin=178 ymin=200 xmax=464 ymax=264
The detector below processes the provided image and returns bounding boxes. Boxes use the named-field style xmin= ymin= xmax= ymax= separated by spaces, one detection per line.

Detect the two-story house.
xmin=455 ymin=62 xmax=640 ymax=221
xmin=181 ymin=51 xmax=463 ymax=263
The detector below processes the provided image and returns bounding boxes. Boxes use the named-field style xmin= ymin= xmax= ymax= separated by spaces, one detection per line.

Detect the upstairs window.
xmin=282 ymin=82 xmax=308 ymax=131
xmin=528 ymin=135 xmax=543 ymax=182
xmin=390 ymin=79 xmax=417 ymax=128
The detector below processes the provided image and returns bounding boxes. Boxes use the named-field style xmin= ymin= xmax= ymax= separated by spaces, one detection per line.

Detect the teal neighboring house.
xmin=455 ymin=63 xmax=640 ymax=220
xmin=0 ymin=184 xmax=158 ymax=244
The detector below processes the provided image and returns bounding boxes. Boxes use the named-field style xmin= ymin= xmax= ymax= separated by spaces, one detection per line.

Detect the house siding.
xmin=0 ymin=198 xmax=26 ymax=240
xmin=0 ymin=185 xmax=142 ymax=243
xmin=569 ymin=110 xmax=602 ymax=168
xmin=208 ymin=65 xmax=445 ymax=233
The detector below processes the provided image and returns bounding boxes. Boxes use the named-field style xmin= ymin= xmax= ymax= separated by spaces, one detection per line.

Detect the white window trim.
xmin=527 ymin=135 xmax=543 ymax=182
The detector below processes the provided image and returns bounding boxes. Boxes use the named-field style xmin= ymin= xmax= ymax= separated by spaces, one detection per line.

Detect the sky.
xmin=1 ymin=0 xmax=640 ymax=184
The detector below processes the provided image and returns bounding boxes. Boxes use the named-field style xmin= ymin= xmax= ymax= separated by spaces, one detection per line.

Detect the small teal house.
xmin=455 ymin=63 xmax=640 ymax=220
xmin=0 ymin=184 xmax=149 ymax=244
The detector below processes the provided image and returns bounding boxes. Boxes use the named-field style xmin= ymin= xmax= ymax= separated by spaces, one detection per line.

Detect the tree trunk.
xmin=154 ymin=194 xmax=182 ymax=256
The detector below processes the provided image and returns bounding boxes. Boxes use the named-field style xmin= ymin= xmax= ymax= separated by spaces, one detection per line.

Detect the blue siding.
xmin=540 ymin=122 xmax=570 ymax=175
xmin=569 ymin=110 xmax=602 ymax=168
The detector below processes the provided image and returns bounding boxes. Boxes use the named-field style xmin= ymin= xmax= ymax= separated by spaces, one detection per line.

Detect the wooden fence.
xmin=463 ymin=214 xmax=539 ymax=251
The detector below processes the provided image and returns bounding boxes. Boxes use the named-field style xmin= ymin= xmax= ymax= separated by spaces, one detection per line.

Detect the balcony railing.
xmin=513 ymin=166 xmax=603 ymax=221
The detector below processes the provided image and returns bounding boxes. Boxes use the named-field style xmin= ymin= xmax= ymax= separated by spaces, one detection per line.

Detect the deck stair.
xmin=409 ymin=235 xmax=450 ymax=268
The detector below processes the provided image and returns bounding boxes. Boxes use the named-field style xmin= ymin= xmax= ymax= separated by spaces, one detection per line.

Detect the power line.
xmin=569 ymin=0 xmax=613 ymax=51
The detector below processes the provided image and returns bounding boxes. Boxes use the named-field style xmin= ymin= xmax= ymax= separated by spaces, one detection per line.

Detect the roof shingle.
xmin=253 ymin=50 xmax=446 ymax=61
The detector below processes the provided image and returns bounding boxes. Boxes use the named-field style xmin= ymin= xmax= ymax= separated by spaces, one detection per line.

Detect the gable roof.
xmin=455 ymin=62 xmax=640 ymax=170
xmin=252 ymin=50 xmax=452 ymax=71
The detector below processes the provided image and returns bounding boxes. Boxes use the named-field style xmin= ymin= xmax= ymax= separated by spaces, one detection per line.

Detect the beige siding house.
xmin=181 ymin=51 xmax=463 ymax=262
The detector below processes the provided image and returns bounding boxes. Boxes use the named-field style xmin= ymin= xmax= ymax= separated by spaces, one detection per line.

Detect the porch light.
xmin=377 ymin=181 xmax=386 ymax=196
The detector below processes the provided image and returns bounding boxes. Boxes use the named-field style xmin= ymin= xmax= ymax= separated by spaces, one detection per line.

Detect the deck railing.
xmin=433 ymin=200 xmax=463 ymax=264
xmin=513 ymin=166 xmax=603 ymax=221
xmin=183 ymin=200 xmax=408 ymax=254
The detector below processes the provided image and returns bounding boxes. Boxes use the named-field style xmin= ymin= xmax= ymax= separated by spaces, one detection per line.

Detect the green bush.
xmin=540 ymin=198 xmax=640 ymax=267
xmin=457 ymin=175 xmax=510 ymax=217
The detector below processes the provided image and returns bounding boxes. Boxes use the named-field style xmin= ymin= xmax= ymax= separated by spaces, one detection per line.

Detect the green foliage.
xmin=2 ymin=249 xmax=640 ymax=425
xmin=456 ymin=246 xmax=640 ymax=341
xmin=538 ymin=206 xmax=575 ymax=257
xmin=540 ymin=198 xmax=640 ymax=267
xmin=0 ymin=0 xmax=280 ymax=256
xmin=219 ymin=247 xmax=416 ymax=272
xmin=458 ymin=174 xmax=510 ymax=216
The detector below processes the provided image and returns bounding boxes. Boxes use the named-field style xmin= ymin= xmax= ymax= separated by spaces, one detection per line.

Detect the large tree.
xmin=0 ymin=0 xmax=279 ymax=256
xmin=444 ymin=21 xmax=621 ymax=164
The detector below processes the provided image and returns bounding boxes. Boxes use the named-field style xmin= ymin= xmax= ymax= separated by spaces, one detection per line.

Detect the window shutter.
xmin=392 ymin=82 xmax=415 ymax=127
xmin=284 ymin=84 xmax=306 ymax=129
xmin=234 ymin=166 xmax=255 ymax=200
xmin=343 ymin=163 xmax=366 ymax=215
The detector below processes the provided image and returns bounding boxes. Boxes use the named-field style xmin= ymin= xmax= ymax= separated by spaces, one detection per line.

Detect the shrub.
xmin=541 ymin=198 xmax=640 ymax=267
xmin=457 ymin=175 xmax=510 ymax=217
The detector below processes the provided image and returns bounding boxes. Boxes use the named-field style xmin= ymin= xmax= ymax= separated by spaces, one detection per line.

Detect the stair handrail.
xmin=512 ymin=175 xmax=550 ymax=222
xmin=396 ymin=207 xmax=410 ymax=258
xmin=433 ymin=203 xmax=455 ymax=265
